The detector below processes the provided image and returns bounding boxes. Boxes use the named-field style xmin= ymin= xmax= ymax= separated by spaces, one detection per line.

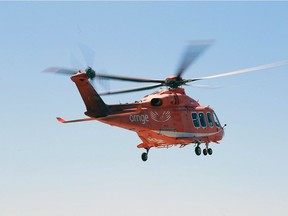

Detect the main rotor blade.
xmin=191 ymin=84 xmax=223 ymax=89
xmin=176 ymin=40 xmax=213 ymax=78
xmin=99 ymin=83 xmax=163 ymax=95
xmin=187 ymin=60 xmax=288 ymax=82
xmin=43 ymin=67 xmax=78 ymax=75
xmin=96 ymin=73 xmax=165 ymax=83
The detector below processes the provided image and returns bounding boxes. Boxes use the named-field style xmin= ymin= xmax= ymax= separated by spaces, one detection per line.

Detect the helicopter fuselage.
xmin=69 ymin=72 xmax=224 ymax=150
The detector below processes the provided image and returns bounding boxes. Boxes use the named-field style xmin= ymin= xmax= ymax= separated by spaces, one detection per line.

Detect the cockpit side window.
xmin=192 ymin=112 xmax=200 ymax=128
xmin=207 ymin=112 xmax=214 ymax=127
xmin=198 ymin=112 xmax=207 ymax=128
xmin=213 ymin=111 xmax=221 ymax=127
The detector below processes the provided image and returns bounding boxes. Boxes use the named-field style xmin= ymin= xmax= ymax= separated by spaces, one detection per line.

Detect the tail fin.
xmin=71 ymin=73 xmax=108 ymax=117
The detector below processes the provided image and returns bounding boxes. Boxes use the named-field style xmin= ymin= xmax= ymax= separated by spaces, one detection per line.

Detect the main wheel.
xmin=141 ymin=152 xmax=148 ymax=161
xmin=203 ymin=149 xmax=208 ymax=156
xmin=195 ymin=146 xmax=201 ymax=156
xmin=208 ymin=148 xmax=213 ymax=155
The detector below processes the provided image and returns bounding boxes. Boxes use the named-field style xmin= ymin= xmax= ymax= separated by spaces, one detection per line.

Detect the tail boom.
xmin=71 ymin=73 xmax=108 ymax=118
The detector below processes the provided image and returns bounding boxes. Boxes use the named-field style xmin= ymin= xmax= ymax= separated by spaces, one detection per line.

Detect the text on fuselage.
xmin=129 ymin=114 xmax=149 ymax=124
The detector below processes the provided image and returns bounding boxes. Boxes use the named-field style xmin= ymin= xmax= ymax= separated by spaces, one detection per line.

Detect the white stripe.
xmin=153 ymin=130 xmax=221 ymax=138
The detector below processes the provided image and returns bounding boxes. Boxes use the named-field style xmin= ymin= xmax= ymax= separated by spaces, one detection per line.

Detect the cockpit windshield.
xmin=213 ymin=111 xmax=221 ymax=127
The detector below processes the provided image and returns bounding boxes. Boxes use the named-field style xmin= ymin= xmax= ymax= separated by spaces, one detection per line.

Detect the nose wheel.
xmin=141 ymin=148 xmax=150 ymax=162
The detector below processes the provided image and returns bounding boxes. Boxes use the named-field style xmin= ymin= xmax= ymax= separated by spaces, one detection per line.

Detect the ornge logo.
xmin=129 ymin=114 xmax=149 ymax=124
xmin=150 ymin=111 xmax=171 ymax=122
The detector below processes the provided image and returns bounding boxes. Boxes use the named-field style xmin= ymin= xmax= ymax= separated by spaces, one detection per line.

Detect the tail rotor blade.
xmin=43 ymin=67 xmax=77 ymax=75
xmin=70 ymin=53 xmax=83 ymax=69
xmin=96 ymin=70 xmax=111 ymax=91
xmin=79 ymin=44 xmax=95 ymax=67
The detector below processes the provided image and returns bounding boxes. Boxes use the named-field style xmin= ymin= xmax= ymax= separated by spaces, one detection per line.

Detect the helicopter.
xmin=45 ymin=41 xmax=288 ymax=161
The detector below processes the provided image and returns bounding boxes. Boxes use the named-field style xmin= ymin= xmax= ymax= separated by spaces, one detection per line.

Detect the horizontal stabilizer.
xmin=56 ymin=117 xmax=96 ymax=124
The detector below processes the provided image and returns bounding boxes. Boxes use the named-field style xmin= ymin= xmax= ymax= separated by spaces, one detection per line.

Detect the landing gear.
xmin=195 ymin=143 xmax=213 ymax=156
xmin=208 ymin=148 xmax=213 ymax=155
xmin=203 ymin=148 xmax=213 ymax=156
xmin=203 ymin=148 xmax=207 ymax=156
xmin=141 ymin=148 xmax=150 ymax=162
xmin=141 ymin=152 xmax=148 ymax=161
xmin=195 ymin=146 xmax=201 ymax=156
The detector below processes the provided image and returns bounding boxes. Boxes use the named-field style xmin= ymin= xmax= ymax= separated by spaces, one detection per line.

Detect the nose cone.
xmin=221 ymin=128 xmax=225 ymax=139
xmin=217 ymin=125 xmax=226 ymax=142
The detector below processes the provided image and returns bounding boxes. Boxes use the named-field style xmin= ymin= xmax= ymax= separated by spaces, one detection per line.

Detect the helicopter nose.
xmin=221 ymin=124 xmax=227 ymax=137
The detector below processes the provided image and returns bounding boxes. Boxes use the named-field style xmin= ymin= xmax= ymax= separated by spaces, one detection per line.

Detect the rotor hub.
xmin=165 ymin=76 xmax=185 ymax=88
xmin=85 ymin=67 xmax=96 ymax=79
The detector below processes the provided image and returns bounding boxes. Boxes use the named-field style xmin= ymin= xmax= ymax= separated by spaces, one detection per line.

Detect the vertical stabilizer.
xmin=71 ymin=73 xmax=108 ymax=117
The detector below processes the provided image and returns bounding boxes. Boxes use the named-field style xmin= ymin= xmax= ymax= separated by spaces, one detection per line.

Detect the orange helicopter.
xmin=45 ymin=41 xmax=288 ymax=161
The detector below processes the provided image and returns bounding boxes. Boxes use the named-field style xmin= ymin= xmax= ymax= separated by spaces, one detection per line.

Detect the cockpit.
xmin=191 ymin=108 xmax=221 ymax=129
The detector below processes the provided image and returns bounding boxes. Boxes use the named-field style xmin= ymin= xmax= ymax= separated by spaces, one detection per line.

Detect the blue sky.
xmin=1 ymin=2 xmax=288 ymax=216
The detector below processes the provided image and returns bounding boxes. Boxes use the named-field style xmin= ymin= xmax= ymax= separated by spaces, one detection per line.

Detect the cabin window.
xmin=213 ymin=111 xmax=221 ymax=127
xmin=192 ymin=112 xmax=200 ymax=128
xmin=198 ymin=112 xmax=207 ymax=128
xmin=207 ymin=112 xmax=214 ymax=127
